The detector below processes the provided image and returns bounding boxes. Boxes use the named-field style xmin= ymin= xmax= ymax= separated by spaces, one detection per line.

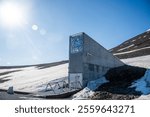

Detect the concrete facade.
xmin=69 ymin=32 xmax=124 ymax=88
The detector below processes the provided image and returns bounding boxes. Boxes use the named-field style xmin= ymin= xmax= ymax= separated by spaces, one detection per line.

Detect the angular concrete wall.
xmin=69 ymin=32 xmax=124 ymax=88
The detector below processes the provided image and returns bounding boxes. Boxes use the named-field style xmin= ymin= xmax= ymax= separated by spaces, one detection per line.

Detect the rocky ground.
xmin=91 ymin=65 xmax=146 ymax=100
xmin=91 ymin=91 xmax=139 ymax=100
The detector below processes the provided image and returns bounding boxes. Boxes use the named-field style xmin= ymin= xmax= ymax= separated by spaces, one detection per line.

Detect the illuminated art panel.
xmin=70 ymin=35 xmax=83 ymax=54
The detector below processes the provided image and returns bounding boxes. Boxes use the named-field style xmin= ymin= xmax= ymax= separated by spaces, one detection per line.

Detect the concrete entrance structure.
xmin=68 ymin=32 xmax=124 ymax=88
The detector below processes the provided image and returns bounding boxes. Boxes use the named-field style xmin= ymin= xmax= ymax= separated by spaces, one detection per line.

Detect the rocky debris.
xmin=91 ymin=91 xmax=139 ymax=100
xmin=7 ymin=86 xmax=14 ymax=94
xmin=94 ymin=65 xmax=146 ymax=99
xmin=105 ymin=65 xmax=146 ymax=85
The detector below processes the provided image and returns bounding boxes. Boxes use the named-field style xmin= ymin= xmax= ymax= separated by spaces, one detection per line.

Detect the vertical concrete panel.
xmin=69 ymin=34 xmax=83 ymax=73
xmin=69 ymin=73 xmax=83 ymax=89
xmin=69 ymin=32 xmax=124 ymax=87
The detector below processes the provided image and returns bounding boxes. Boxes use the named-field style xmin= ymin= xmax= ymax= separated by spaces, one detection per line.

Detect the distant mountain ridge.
xmin=0 ymin=60 xmax=68 ymax=69
xmin=110 ymin=30 xmax=150 ymax=59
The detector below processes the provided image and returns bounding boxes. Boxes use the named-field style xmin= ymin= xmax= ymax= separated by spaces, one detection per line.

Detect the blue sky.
xmin=0 ymin=0 xmax=150 ymax=66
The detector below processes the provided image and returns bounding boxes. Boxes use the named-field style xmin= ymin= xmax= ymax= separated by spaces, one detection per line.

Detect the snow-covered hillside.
xmin=121 ymin=55 xmax=150 ymax=68
xmin=0 ymin=63 xmax=68 ymax=93
xmin=0 ymin=56 xmax=150 ymax=100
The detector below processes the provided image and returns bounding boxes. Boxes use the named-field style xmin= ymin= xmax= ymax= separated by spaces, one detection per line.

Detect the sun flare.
xmin=0 ymin=2 xmax=27 ymax=28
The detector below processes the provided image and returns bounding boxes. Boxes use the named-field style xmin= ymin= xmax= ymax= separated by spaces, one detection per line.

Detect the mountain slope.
xmin=110 ymin=30 xmax=150 ymax=59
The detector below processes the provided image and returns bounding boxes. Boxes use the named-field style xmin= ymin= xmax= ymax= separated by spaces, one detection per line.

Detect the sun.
xmin=0 ymin=1 xmax=27 ymax=28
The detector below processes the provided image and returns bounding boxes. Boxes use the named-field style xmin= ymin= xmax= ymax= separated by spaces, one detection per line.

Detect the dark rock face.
xmin=92 ymin=65 xmax=146 ymax=100
xmin=0 ymin=60 xmax=68 ymax=69
xmin=110 ymin=31 xmax=150 ymax=59
xmin=105 ymin=65 xmax=146 ymax=84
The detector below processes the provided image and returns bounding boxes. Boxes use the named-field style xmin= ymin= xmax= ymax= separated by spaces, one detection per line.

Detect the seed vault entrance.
xmin=68 ymin=32 xmax=124 ymax=88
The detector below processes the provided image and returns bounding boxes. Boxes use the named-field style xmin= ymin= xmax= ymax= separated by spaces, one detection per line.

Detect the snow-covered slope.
xmin=110 ymin=30 xmax=150 ymax=68
xmin=121 ymin=55 xmax=150 ymax=68
xmin=0 ymin=62 xmax=68 ymax=93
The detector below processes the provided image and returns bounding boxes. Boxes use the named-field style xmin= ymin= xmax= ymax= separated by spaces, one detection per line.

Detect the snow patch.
xmin=73 ymin=77 xmax=109 ymax=99
xmin=114 ymin=46 xmax=150 ymax=55
xmin=131 ymin=39 xmax=136 ymax=42
xmin=135 ymin=94 xmax=150 ymax=100
xmin=117 ymin=44 xmax=134 ymax=52
xmin=130 ymin=69 xmax=150 ymax=95
xmin=124 ymin=41 xmax=128 ymax=44
xmin=121 ymin=55 xmax=150 ymax=68
xmin=72 ymin=87 xmax=94 ymax=100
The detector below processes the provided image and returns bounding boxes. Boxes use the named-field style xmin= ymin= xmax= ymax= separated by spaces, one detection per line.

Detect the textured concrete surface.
xmin=69 ymin=32 xmax=124 ymax=87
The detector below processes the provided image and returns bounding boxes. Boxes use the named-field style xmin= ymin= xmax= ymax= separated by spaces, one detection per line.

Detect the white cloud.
xmin=146 ymin=29 xmax=150 ymax=32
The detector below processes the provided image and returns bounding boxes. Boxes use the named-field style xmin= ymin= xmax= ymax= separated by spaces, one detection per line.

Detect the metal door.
xmin=69 ymin=73 xmax=82 ymax=89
